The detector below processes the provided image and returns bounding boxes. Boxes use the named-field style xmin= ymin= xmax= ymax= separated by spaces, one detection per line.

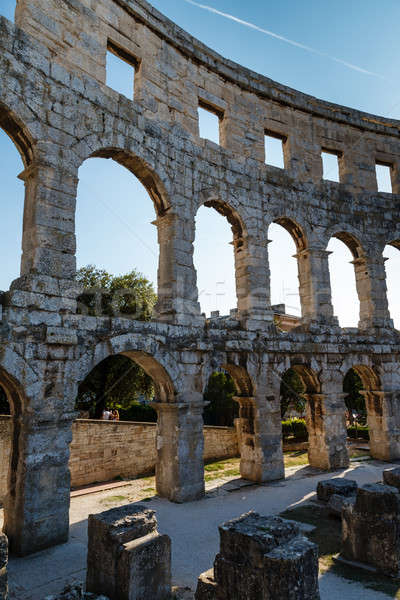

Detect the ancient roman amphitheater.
xmin=0 ymin=0 xmax=399 ymax=558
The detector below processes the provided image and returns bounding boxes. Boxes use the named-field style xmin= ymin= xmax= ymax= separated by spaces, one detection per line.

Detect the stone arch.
xmin=0 ymin=102 xmax=34 ymax=168
xmin=89 ymin=147 xmax=171 ymax=217
xmin=273 ymin=216 xmax=308 ymax=252
xmin=77 ymin=333 xmax=178 ymax=404
xmin=344 ymin=363 xmax=384 ymax=459
xmin=383 ymin=237 xmax=400 ymax=329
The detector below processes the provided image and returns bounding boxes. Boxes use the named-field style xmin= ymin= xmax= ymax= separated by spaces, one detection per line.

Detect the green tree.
xmin=203 ymin=371 xmax=238 ymax=427
xmin=76 ymin=355 xmax=155 ymax=419
xmin=280 ymin=369 xmax=306 ymax=418
xmin=76 ymin=264 xmax=157 ymax=320
xmin=344 ymin=368 xmax=366 ymax=425
xmin=75 ymin=265 xmax=158 ymax=420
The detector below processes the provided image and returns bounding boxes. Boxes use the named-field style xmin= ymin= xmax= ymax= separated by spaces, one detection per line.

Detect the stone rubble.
xmin=195 ymin=511 xmax=320 ymax=599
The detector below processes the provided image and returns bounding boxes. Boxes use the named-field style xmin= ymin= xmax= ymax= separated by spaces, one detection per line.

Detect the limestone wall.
xmin=0 ymin=417 xmax=238 ymax=495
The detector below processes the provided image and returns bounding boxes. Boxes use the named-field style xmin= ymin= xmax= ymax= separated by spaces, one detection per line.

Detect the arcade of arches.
xmin=0 ymin=0 xmax=400 ymax=561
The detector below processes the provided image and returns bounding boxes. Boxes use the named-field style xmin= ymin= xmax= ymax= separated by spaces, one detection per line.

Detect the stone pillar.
xmin=295 ymin=248 xmax=338 ymax=325
xmin=151 ymin=400 xmax=205 ymax=502
xmin=153 ymin=212 xmax=203 ymax=326
xmin=86 ymin=504 xmax=171 ymax=600
xmin=305 ymin=392 xmax=349 ymax=470
xmin=18 ymin=160 xmax=77 ymax=283
xmin=196 ymin=512 xmax=320 ymax=600
xmin=362 ymin=390 xmax=400 ymax=461
xmin=234 ymin=234 xmax=273 ymax=331
xmin=3 ymin=415 xmax=73 ymax=556
xmin=352 ymin=255 xmax=393 ymax=330
xmin=234 ymin=396 xmax=284 ymax=482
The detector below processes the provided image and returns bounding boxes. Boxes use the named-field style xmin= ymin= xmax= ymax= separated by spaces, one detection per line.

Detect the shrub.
xmin=282 ymin=418 xmax=309 ymax=442
xmin=347 ymin=425 xmax=369 ymax=441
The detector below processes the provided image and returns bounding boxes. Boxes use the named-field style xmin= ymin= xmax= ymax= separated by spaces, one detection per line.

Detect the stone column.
xmin=362 ymin=390 xmax=400 ymax=460
xmin=305 ymin=392 xmax=349 ymax=470
xmin=234 ymin=234 xmax=274 ymax=331
xmin=151 ymin=399 xmax=205 ymax=502
xmin=352 ymin=255 xmax=393 ymax=329
xmin=234 ymin=396 xmax=284 ymax=482
xmin=3 ymin=414 xmax=73 ymax=556
xmin=18 ymin=160 xmax=77 ymax=284
xmin=295 ymin=248 xmax=338 ymax=324
xmin=153 ymin=212 xmax=203 ymax=326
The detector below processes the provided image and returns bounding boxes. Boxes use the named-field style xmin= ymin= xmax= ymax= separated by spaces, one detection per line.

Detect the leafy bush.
xmin=119 ymin=402 xmax=157 ymax=422
xmin=282 ymin=418 xmax=308 ymax=442
xmin=347 ymin=425 xmax=369 ymax=440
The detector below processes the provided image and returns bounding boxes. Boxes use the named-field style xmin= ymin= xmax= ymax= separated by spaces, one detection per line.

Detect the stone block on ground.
xmin=0 ymin=533 xmax=8 ymax=600
xmin=317 ymin=478 xmax=357 ymax=503
xmin=195 ymin=511 xmax=320 ymax=599
xmin=327 ymin=493 xmax=356 ymax=517
xmin=341 ymin=483 xmax=400 ymax=577
xmin=383 ymin=467 xmax=400 ymax=491
xmin=86 ymin=504 xmax=171 ymax=600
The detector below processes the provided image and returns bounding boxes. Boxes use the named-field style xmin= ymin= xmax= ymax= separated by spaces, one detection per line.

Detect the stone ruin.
xmin=341 ymin=483 xmax=400 ymax=577
xmin=0 ymin=0 xmax=399 ymax=558
xmin=316 ymin=477 xmax=358 ymax=516
xmin=86 ymin=504 xmax=171 ymax=600
xmin=195 ymin=512 xmax=320 ymax=599
xmin=383 ymin=466 xmax=400 ymax=491
xmin=0 ymin=534 xmax=7 ymax=600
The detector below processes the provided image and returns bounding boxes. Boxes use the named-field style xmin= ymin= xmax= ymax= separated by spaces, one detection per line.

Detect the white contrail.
xmin=183 ymin=0 xmax=384 ymax=79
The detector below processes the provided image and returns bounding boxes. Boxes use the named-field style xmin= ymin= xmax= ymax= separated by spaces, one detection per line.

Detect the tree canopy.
xmin=75 ymin=265 xmax=157 ymax=419
xmin=280 ymin=369 xmax=306 ymax=418
xmin=203 ymin=371 xmax=238 ymax=427
xmin=343 ymin=368 xmax=366 ymax=425
xmin=76 ymin=264 xmax=157 ymax=320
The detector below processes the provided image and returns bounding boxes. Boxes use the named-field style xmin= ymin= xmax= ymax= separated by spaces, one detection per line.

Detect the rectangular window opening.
xmin=322 ymin=150 xmax=340 ymax=182
xmin=265 ymin=132 xmax=286 ymax=169
xmin=198 ymin=102 xmax=222 ymax=145
xmin=376 ymin=162 xmax=393 ymax=193
xmin=106 ymin=41 xmax=138 ymax=100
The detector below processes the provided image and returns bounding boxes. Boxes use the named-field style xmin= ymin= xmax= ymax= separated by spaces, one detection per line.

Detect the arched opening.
xmin=280 ymin=365 xmax=319 ymax=469
xmin=384 ymin=242 xmax=400 ymax=329
xmin=76 ymin=151 xmax=169 ymax=319
xmin=0 ymin=123 xmax=25 ymax=290
xmin=193 ymin=201 xmax=239 ymax=317
xmin=74 ymin=350 xmax=178 ymax=499
xmin=345 ymin=364 xmax=383 ymax=460
xmin=327 ymin=233 xmax=362 ymax=327
xmin=202 ymin=369 xmax=240 ymax=483
xmin=0 ymin=367 xmax=26 ymax=549
xmin=343 ymin=368 xmax=369 ymax=460
xmin=268 ymin=219 xmax=304 ymax=326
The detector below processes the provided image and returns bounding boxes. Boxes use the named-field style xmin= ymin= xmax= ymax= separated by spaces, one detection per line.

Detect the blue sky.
xmin=0 ymin=0 xmax=399 ymax=326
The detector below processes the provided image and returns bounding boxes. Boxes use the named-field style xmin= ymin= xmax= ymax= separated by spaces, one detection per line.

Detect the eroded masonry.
xmin=0 ymin=0 xmax=400 ymax=556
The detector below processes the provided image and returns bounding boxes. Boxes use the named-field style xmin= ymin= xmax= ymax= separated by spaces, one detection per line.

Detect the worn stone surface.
xmin=0 ymin=0 xmax=400 ymax=557
xmin=0 ymin=533 xmax=8 ymax=600
xmin=317 ymin=478 xmax=358 ymax=503
xmin=196 ymin=512 xmax=320 ymax=599
xmin=327 ymin=493 xmax=356 ymax=517
xmin=383 ymin=467 xmax=400 ymax=491
xmin=341 ymin=483 xmax=400 ymax=576
xmin=86 ymin=504 xmax=171 ymax=600
xmin=45 ymin=584 xmax=109 ymax=599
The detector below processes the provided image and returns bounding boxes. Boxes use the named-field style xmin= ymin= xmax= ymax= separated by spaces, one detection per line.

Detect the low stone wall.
xmin=0 ymin=417 xmax=238 ymax=494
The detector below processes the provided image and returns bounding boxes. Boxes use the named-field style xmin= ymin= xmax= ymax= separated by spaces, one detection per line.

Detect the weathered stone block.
xmin=383 ymin=467 xmax=400 ymax=491
xmin=317 ymin=478 xmax=358 ymax=503
xmin=196 ymin=512 xmax=320 ymax=599
xmin=194 ymin=569 xmax=217 ymax=600
xmin=342 ymin=483 xmax=400 ymax=576
xmin=86 ymin=504 xmax=171 ymax=600
xmin=117 ymin=532 xmax=171 ymax=600
xmin=327 ymin=493 xmax=356 ymax=517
